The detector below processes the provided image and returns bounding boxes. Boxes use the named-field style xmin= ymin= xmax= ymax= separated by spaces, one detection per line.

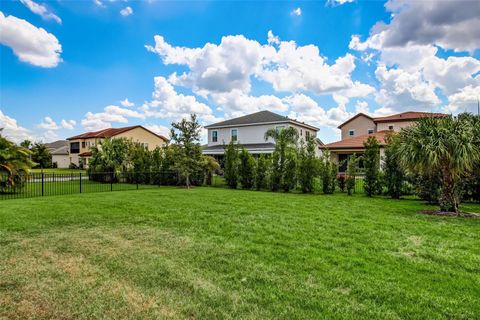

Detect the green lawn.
xmin=30 ymin=168 xmax=87 ymax=174
xmin=0 ymin=188 xmax=479 ymax=319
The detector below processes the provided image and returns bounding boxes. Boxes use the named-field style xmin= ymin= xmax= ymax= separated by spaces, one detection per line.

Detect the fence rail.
xmin=0 ymin=171 xmax=179 ymax=200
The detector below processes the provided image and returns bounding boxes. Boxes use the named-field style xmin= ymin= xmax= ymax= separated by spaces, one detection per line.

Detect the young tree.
xmin=31 ymin=142 xmax=52 ymax=168
xmin=383 ymin=132 xmax=404 ymax=199
xmin=202 ymin=155 xmax=220 ymax=186
xmin=0 ymin=133 xmax=34 ymax=191
xmin=224 ymin=140 xmax=239 ymax=189
xmin=363 ymin=136 xmax=381 ymax=197
xmin=265 ymin=126 xmax=299 ymax=191
xmin=283 ymin=150 xmax=297 ymax=192
xmin=319 ymin=149 xmax=336 ymax=194
xmin=255 ymin=154 xmax=269 ymax=190
xmin=20 ymin=140 xmax=32 ymax=149
xmin=346 ymin=154 xmax=358 ymax=196
xmin=170 ymin=114 xmax=203 ymax=188
xmin=398 ymin=116 xmax=480 ymax=213
xmin=238 ymin=148 xmax=255 ymax=189
xmin=297 ymin=137 xmax=317 ymax=193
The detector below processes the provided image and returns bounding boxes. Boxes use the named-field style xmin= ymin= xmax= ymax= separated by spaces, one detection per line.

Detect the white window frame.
xmin=231 ymin=128 xmax=238 ymax=142
xmin=367 ymin=128 xmax=374 ymax=134
xmin=211 ymin=130 xmax=218 ymax=142
xmin=349 ymin=129 xmax=355 ymax=136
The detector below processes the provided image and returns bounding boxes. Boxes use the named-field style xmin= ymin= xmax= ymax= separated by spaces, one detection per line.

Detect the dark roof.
xmin=67 ymin=125 xmax=168 ymax=141
xmin=79 ymin=151 xmax=92 ymax=157
xmin=51 ymin=145 xmax=69 ymax=155
xmin=338 ymin=113 xmax=373 ymax=129
xmin=322 ymin=131 xmax=389 ymax=150
xmin=203 ymin=143 xmax=275 ymax=152
xmin=45 ymin=140 xmax=69 ymax=150
xmin=204 ymin=110 xmax=319 ymax=131
xmin=373 ymin=111 xmax=447 ymax=122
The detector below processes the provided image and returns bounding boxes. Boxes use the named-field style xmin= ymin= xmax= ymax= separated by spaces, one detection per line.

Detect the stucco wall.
xmin=52 ymin=155 xmax=70 ymax=168
xmin=376 ymin=121 xmax=415 ymax=132
xmin=341 ymin=116 xmax=376 ymax=140
xmin=115 ymin=127 xmax=167 ymax=151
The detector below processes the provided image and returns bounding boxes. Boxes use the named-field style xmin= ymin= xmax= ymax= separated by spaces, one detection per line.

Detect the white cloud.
xmin=291 ymin=8 xmax=302 ymax=16
xmin=38 ymin=116 xmax=58 ymax=130
xmin=42 ymin=130 xmax=58 ymax=142
xmin=120 ymin=98 xmax=134 ymax=107
xmin=81 ymin=105 xmax=144 ymax=131
xmin=327 ymin=0 xmax=354 ymax=6
xmin=142 ymin=76 xmax=214 ymax=122
xmin=0 ymin=12 xmax=62 ymax=67
xmin=19 ymin=0 xmax=61 ymax=24
xmin=446 ymin=85 xmax=480 ymax=114
xmin=120 ymin=6 xmax=133 ymax=17
xmin=60 ymin=119 xmax=76 ymax=130
xmin=0 ymin=110 xmax=32 ymax=143
xmin=355 ymin=101 xmax=369 ymax=114
xmin=144 ymin=124 xmax=170 ymax=139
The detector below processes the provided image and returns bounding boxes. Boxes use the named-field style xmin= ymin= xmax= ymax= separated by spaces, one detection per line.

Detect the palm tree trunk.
xmin=439 ymin=171 xmax=459 ymax=213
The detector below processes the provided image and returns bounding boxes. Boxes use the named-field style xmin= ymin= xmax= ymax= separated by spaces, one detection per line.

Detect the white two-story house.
xmin=202 ymin=111 xmax=322 ymax=159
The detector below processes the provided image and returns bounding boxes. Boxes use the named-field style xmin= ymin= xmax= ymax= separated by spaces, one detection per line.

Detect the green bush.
xmin=255 ymin=154 xmax=269 ymax=190
xmin=238 ymin=148 xmax=255 ymax=189
xmin=224 ymin=141 xmax=239 ymax=189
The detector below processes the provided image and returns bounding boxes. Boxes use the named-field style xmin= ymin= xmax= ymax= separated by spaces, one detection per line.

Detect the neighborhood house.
xmin=323 ymin=111 xmax=447 ymax=172
xmin=202 ymin=110 xmax=323 ymax=161
xmin=66 ymin=125 xmax=168 ymax=168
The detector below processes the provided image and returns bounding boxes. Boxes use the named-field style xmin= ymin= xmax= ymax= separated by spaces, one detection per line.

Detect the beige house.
xmin=324 ymin=111 xmax=447 ymax=172
xmin=202 ymin=111 xmax=323 ymax=161
xmin=45 ymin=140 xmax=70 ymax=168
xmin=66 ymin=125 xmax=168 ymax=168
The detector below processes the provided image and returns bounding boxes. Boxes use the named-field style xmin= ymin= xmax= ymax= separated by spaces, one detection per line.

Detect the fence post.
xmin=41 ymin=172 xmax=44 ymax=196
xmin=111 ymin=172 xmax=113 ymax=192
xmin=80 ymin=172 xmax=82 ymax=193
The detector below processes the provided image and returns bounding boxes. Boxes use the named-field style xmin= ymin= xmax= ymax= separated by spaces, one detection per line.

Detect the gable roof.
xmin=373 ymin=111 xmax=447 ymax=122
xmin=51 ymin=145 xmax=69 ymax=155
xmin=45 ymin=140 xmax=69 ymax=150
xmin=337 ymin=113 xmax=374 ymax=129
xmin=67 ymin=125 xmax=168 ymax=141
xmin=322 ymin=131 xmax=389 ymax=150
xmin=204 ymin=110 xmax=319 ymax=131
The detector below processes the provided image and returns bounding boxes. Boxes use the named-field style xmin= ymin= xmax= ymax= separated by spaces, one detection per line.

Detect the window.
xmin=306 ymin=131 xmax=310 ymax=139
xmin=388 ymin=125 xmax=394 ymax=130
xmin=349 ymin=130 xmax=355 ymax=136
xmin=368 ymin=129 xmax=374 ymax=134
xmin=212 ymin=130 xmax=218 ymax=142
xmin=70 ymin=142 xmax=80 ymax=154
xmin=231 ymin=129 xmax=238 ymax=142
xmin=300 ymin=129 xmax=303 ymax=136
xmin=276 ymin=125 xmax=285 ymax=132
xmin=82 ymin=141 xmax=86 ymax=148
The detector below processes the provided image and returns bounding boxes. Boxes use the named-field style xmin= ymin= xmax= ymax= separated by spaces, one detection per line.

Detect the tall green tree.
xmin=255 ymin=154 xmax=269 ymax=190
xmin=398 ymin=116 xmax=480 ymax=213
xmin=0 ymin=132 xmax=35 ymax=191
xmin=170 ymin=114 xmax=202 ymax=188
xmin=265 ymin=126 xmax=299 ymax=191
xmin=346 ymin=153 xmax=358 ymax=196
xmin=238 ymin=148 xmax=255 ymax=189
xmin=20 ymin=140 xmax=32 ymax=149
xmin=283 ymin=150 xmax=297 ymax=192
xmin=31 ymin=142 xmax=52 ymax=168
xmin=224 ymin=140 xmax=239 ymax=189
xmin=297 ymin=137 xmax=317 ymax=193
xmin=383 ymin=132 xmax=404 ymax=199
xmin=363 ymin=136 xmax=381 ymax=197
xmin=319 ymin=149 xmax=336 ymax=194
xmin=89 ymin=137 xmax=130 ymax=174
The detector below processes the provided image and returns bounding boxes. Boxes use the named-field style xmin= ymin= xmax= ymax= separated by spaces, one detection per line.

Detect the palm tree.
xmin=202 ymin=155 xmax=220 ymax=186
xmin=397 ymin=116 xmax=480 ymax=214
xmin=0 ymin=132 xmax=35 ymax=191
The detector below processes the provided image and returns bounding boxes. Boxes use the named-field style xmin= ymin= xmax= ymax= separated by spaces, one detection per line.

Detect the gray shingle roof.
xmin=45 ymin=140 xmax=69 ymax=150
xmin=204 ymin=110 xmax=319 ymax=130
xmin=51 ymin=145 xmax=69 ymax=155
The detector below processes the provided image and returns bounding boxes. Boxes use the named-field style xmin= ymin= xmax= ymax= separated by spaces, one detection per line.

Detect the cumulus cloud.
xmin=60 ymin=119 xmax=76 ymax=130
xmin=0 ymin=12 xmax=62 ymax=67
xmin=81 ymin=105 xmax=144 ymax=131
xmin=0 ymin=110 xmax=32 ymax=143
xmin=38 ymin=117 xmax=76 ymax=130
xmin=446 ymin=85 xmax=480 ymax=114
xmin=141 ymin=76 xmax=214 ymax=122
xmin=291 ymin=8 xmax=301 ymax=16
xmin=20 ymin=0 xmax=61 ymax=24
xmin=327 ymin=0 xmax=354 ymax=6
xmin=144 ymin=124 xmax=170 ymax=139
xmin=120 ymin=98 xmax=134 ymax=107
xmin=120 ymin=6 xmax=133 ymax=17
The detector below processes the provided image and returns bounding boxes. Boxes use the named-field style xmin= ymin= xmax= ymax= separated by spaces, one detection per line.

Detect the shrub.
xmin=346 ymin=154 xmax=358 ymax=196
xmin=297 ymin=138 xmax=317 ymax=193
xmin=319 ymin=149 xmax=336 ymax=194
xmin=238 ymin=148 xmax=255 ymax=189
xmin=383 ymin=132 xmax=404 ymax=199
xmin=224 ymin=141 xmax=239 ymax=189
xmin=337 ymin=175 xmax=346 ymax=192
xmin=269 ymin=152 xmax=282 ymax=191
xmin=363 ymin=136 xmax=381 ymax=197
xmin=255 ymin=154 xmax=269 ymax=190
xmin=283 ymin=150 xmax=297 ymax=192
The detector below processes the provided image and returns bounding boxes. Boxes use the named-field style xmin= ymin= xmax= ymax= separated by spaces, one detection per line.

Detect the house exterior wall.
xmin=52 ymin=155 xmax=70 ymax=168
xmin=207 ymin=123 xmax=318 ymax=147
xmin=340 ymin=116 xmax=376 ymax=140
xmin=376 ymin=120 xmax=415 ymax=132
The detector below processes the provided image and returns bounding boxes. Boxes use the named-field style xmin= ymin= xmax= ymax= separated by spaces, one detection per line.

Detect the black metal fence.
xmin=0 ymin=171 xmax=179 ymax=200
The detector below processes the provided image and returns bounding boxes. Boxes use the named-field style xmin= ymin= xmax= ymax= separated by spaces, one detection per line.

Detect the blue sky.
xmin=1 ymin=0 xmax=479 ymax=144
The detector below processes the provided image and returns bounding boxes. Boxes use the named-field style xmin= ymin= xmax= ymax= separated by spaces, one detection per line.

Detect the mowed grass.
xmin=0 ymin=188 xmax=479 ymax=319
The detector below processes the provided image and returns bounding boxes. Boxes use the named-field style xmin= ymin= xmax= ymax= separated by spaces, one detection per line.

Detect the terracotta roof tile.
xmin=373 ymin=111 xmax=447 ymax=122
xmin=322 ymin=131 xmax=389 ymax=150
xmin=67 ymin=125 xmax=168 ymax=141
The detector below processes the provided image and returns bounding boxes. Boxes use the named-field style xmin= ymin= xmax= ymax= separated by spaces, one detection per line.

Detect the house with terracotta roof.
xmin=66 ymin=125 xmax=168 ymax=168
xmin=324 ymin=111 xmax=447 ymax=172
xmin=202 ymin=111 xmax=323 ymax=160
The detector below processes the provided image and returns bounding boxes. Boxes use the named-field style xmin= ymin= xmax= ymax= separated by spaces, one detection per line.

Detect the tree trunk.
xmin=439 ymin=171 xmax=459 ymax=214
xmin=186 ymin=174 xmax=190 ymax=189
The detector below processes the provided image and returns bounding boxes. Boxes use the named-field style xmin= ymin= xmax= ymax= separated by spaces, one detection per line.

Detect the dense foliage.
xmin=224 ymin=141 xmax=239 ymax=189
xmin=255 ymin=154 xmax=269 ymax=190
xmin=0 ymin=132 xmax=35 ymax=192
xmin=31 ymin=143 xmax=52 ymax=169
xmin=346 ymin=153 xmax=358 ymax=196
xmin=363 ymin=136 xmax=381 ymax=197
xmin=238 ymin=148 xmax=255 ymax=189
xmin=265 ymin=127 xmax=298 ymax=191
xmin=319 ymin=149 xmax=336 ymax=194
xmin=297 ymin=137 xmax=317 ymax=193
xmin=383 ymin=132 xmax=404 ymax=199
